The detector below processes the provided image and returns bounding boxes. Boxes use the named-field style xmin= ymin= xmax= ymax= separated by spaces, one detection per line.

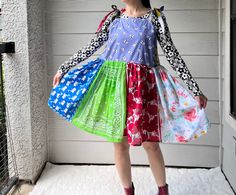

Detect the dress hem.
xmin=161 ymin=121 xmax=211 ymax=144
xmin=71 ymin=122 xmax=125 ymax=143
xmin=71 ymin=120 xmax=211 ymax=146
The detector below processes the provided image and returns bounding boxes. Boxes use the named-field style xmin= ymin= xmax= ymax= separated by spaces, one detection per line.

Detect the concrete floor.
xmin=10 ymin=182 xmax=35 ymax=195
xmin=27 ymin=163 xmax=235 ymax=195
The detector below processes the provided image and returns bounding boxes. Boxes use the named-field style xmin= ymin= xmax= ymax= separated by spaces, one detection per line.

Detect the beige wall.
xmin=46 ymin=0 xmax=220 ymax=167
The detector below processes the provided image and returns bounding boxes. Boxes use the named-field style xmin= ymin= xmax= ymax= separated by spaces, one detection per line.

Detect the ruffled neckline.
xmin=120 ymin=8 xmax=152 ymax=19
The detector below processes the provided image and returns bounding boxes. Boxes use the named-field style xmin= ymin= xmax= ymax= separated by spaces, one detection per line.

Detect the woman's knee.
xmin=142 ymin=142 xmax=161 ymax=152
xmin=113 ymin=136 xmax=130 ymax=152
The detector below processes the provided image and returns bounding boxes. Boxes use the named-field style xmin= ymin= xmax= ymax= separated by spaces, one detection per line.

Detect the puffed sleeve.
xmin=57 ymin=5 xmax=120 ymax=76
xmin=152 ymin=6 xmax=204 ymax=97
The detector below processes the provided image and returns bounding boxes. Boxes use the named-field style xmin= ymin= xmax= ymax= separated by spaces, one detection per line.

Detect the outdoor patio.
xmin=0 ymin=0 xmax=236 ymax=195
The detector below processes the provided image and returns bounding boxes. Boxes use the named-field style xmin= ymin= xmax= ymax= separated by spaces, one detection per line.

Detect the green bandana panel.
xmin=71 ymin=60 xmax=127 ymax=142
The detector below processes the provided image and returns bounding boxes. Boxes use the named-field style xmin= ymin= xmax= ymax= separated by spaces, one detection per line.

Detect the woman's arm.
xmin=57 ymin=6 xmax=120 ymax=76
xmin=152 ymin=6 xmax=204 ymax=97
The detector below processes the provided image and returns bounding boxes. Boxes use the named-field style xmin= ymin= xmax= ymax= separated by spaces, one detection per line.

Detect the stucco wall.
xmin=1 ymin=0 xmax=47 ymax=183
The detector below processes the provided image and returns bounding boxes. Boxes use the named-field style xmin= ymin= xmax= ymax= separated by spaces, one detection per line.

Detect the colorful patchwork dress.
xmin=47 ymin=5 xmax=211 ymax=146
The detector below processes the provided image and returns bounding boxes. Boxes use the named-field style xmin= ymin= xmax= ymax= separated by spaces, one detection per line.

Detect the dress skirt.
xmin=48 ymin=57 xmax=211 ymax=146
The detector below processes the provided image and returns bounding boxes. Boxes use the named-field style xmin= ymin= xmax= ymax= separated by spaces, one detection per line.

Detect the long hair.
xmin=141 ymin=0 xmax=151 ymax=8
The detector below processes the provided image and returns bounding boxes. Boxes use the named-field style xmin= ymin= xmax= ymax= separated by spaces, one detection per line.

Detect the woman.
xmin=48 ymin=0 xmax=210 ymax=194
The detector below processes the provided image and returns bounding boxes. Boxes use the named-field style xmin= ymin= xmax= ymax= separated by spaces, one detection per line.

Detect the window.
xmin=230 ymin=0 xmax=236 ymax=119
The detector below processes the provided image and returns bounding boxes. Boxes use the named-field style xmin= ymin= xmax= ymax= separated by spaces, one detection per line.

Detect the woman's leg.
xmin=142 ymin=142 xmax=167 ymax=187
xmin=113 ymin=136 xmax=132 ymax=188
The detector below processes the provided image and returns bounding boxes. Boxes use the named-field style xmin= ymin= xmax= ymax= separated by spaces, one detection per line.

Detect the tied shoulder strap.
xmin=96 ymin=5 xmax=119 ymax=33
xmin=153 ymin=5 xmax=164 ymax=16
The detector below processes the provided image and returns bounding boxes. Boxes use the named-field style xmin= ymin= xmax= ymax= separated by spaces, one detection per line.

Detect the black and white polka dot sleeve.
xmin=57 ymin=7 xmax=120 ymax=76
xmin=152 ymin=7 xmax=204 ymax=97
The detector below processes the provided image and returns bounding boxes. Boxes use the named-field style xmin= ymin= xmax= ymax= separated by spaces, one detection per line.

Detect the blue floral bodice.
xmin=100 ymin=12 xmax=159 ymax=67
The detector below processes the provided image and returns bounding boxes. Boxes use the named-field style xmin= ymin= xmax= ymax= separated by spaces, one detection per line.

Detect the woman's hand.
xmin=194 ymin=94 xmax=208 ymax=109
xmin=53 ymin=72 xmax=62 ymax=88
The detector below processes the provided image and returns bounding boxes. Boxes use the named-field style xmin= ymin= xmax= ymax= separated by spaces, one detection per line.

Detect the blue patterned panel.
xmin=48 ymin=58 xmax=105 ymax=121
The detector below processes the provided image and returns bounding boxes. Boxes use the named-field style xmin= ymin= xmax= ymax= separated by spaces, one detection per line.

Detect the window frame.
xmin=230 ymin=0 xmax=236 ymax=119
xmin=225 ymin=0 xmax=236 ymax=130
